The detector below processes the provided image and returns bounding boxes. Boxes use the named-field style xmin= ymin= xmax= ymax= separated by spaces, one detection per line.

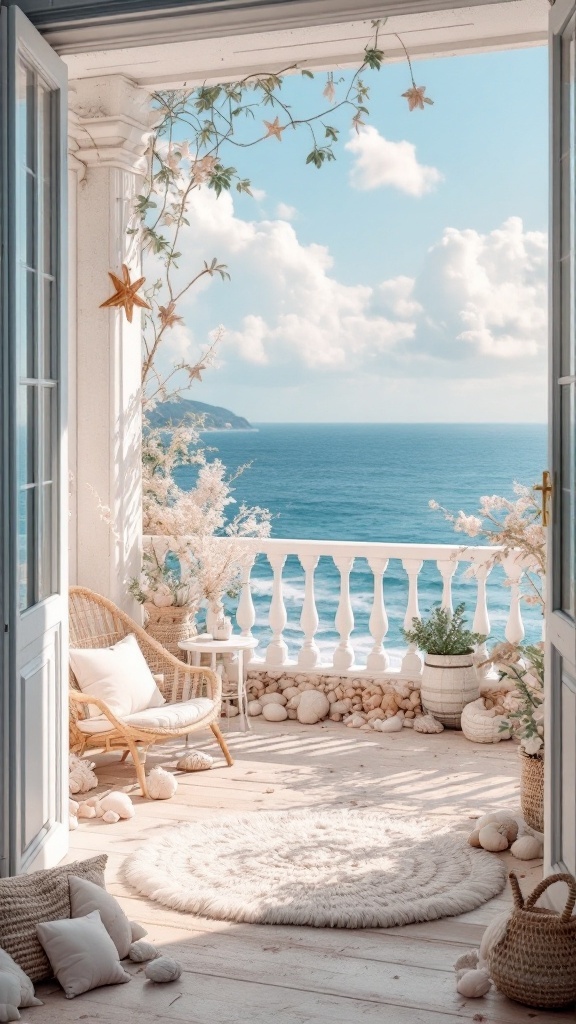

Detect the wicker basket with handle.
xmin=489 ymin=872 xmax=576 ymax=1009
xmin=520 ymin=749 xmax=544 ymax=832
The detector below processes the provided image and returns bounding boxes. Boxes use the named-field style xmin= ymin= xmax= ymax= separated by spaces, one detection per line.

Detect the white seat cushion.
xmin=70 ymin=634 xmax=165 ymax=719
xmin=76 ymin=697 xmax=215 ymax=734
xmin=123 ymin=697 xmax=215 ymax=731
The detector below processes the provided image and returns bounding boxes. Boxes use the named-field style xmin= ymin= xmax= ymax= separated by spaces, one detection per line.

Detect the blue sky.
xmin=150 ymin=44 xmax=548 ymax=423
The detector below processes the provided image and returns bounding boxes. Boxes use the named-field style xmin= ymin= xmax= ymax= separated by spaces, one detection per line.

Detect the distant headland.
xmin=146 ymin=399 xmax=253 ymax=431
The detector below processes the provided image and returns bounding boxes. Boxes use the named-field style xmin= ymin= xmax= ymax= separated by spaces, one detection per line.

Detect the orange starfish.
xmin=402 ymin=85 xmax=434 ymax=111
xmin=263 ymin=117 xmax=285 ymax=141
xmin=100 ymin=264 xmax=151 ymax=323
xmin=158 ymin=301 xmax=184 ymax=329
xmin=189 ymin=363 xmax=206 ymax=382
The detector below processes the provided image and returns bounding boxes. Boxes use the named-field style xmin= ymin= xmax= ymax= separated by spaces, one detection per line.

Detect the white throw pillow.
xmin=69 ymin=634 xmax=165 ymax=719
xmin=69 ymin=876 xmax=132 ymax=960
xmin=36 ymin=911 xmax=131 ymax=999
xmin=0 ymin=948 xmax=42 ymax=1009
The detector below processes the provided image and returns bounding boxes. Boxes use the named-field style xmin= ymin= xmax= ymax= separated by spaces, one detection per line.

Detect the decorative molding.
xmin=68 ymin=75 xmax=160 ymax=175
xmin=36 ymin=0 xmax=528 ymax=54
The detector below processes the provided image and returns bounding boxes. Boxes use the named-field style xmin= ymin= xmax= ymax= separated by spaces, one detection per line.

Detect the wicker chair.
xmin=69 ymin=586 xmax=233 ymax=796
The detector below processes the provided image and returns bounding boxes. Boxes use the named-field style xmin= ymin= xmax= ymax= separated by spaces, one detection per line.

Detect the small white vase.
xmin=206 ymin=602 xmax=232 ymax=641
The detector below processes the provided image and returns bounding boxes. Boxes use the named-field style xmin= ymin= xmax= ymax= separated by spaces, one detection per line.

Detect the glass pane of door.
xmin=16 ymin=58 xmax=58 ymax=611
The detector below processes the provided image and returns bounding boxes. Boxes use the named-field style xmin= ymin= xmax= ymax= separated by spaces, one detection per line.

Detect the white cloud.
xmin=415 ymin=216 xmax=547 ymax=360
xmin=251 ymin=187 xmax=267 ymax=201
xmin=148 ymin=193 xmax=546 ymax=383
xmin=276 ymin=202 xmax=297 ymax=221
xmin=345 ymin=127 xmax=443 ymax=197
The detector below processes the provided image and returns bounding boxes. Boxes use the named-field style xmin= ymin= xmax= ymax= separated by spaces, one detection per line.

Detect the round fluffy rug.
xmin=122 ymin=809 xmax=507 ymax=928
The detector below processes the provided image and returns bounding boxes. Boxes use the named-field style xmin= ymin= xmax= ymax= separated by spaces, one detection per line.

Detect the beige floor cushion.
xmin=69 ymin=876 xmax=132 ymax=959
xmin=0 ymin=855 xmax=107 ymax=982
xmin=36 ymin=911 xmax=130 ymax=999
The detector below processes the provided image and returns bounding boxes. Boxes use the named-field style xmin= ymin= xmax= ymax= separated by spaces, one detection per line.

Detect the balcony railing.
xmin=145 ymin=535 xmax=537 ymax=680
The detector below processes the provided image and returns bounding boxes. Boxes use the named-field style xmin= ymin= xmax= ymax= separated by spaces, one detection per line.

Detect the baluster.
xmin=401 ymin=558 xmax=423 ymax=675
xmin=265 ymin=553 xmax=289 ymax=666
xmin=504 ymin=555 xmax=525 ymax=646
xmin=333 ymin=556 xmax=355 ymax=671
xmin=471 ymin=559 xmax=492 ymax=678
xmin=298 ymin=553 xmax=320 ymax=668
xmin=437 ymin=558 xmax=456 ymax=614
xmin=236 ymin=552 xmax=256 ymax=657
xmin=367 ymin=557 xmax=389 ymax=672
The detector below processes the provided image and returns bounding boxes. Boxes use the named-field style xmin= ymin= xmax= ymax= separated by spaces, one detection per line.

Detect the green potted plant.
xmin=402 ymin=603 xmax=486 ymax=727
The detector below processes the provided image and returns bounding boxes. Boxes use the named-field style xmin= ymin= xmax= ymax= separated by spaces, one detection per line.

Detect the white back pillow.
xmin=69 ymin=634 xmax=165 ymax=719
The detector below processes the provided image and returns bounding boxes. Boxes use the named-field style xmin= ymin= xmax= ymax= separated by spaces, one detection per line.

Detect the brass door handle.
xmin=534 ymin=470 xmax=552 ymax=526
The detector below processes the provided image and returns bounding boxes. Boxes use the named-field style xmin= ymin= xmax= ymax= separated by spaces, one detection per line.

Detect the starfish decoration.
xmin=100 ymin=264 xmax=151 ymax=323
xmin=263 ymin=117 xmax=285 ymax=141
xmin=189 ymin=363 xmax=206 ymax=382
xmin=401 ymin=85 xmax=434 ymax=111
xmin=158 ymin=301 xmax=184 ymax=329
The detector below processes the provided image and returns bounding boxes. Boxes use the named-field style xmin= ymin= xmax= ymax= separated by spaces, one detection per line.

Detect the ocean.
xmin=175 ymin=424 xmax=547 ymax=665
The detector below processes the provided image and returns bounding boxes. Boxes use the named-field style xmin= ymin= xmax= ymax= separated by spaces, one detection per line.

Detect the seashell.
xmin=100 ymin=791 xmax=135 ymax=819
xmin=260 ymin=693 xmax=287 ymax=706
xmin=468 ymin=830 xmax=481 ymax=848
xmin=510 ymin=835 xmax=543 ymax=860
xmin=147 ymin=766 xmax=178 ymax=800
xmin=262 ymin=703 xmax=288 ymax=722
xmin=456 ymin=968 xmax=491 ymax=997
xmin=102 ymin=809 xmax=120 ymax=823
xmin=454 ymin=950 xmax=479 ymax=973
xmin=77 ymin=802 xmax=96 ymax=819
xmin=297 ymin=691 xmax=329 ymax=724
xmin=478 ymin=825 xmax=509 ymax=852
xmin=413 ymin=714 xmax=444 ymax=734
xmin=476 ymin=809 xmax=517 ymax=831
xmin=378 ymin=715 xmax=403 ymax=733
xmin=177 ymin=750 xmax=214 ymax=772
xmin=145 ymin=956 xmax=182 ymax=983
xmin=129 ymin=940 xmax=160 ymax=962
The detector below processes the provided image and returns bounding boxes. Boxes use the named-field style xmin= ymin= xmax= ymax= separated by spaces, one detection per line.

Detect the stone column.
xmin=68 ymin=75 xmax=157 ymax=612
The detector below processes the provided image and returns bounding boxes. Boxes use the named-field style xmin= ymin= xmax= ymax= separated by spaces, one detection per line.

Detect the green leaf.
xmin=301 ymin=69 xmax=314 ymax=78
xmin=324 ymin=125 xmax=338 ymax=141
xmin=364 ymin=46 xmax=385 ymax=70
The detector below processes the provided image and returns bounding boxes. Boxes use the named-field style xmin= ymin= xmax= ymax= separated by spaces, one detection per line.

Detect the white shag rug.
xmin=122 ymin=809 xmax=506 ymax=928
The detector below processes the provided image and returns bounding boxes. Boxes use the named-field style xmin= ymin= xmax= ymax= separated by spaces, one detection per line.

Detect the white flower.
xmin=521 ymin=735 xmax=543 ymax=755
xmin=532 ymin=706 xmax=545 ymax=724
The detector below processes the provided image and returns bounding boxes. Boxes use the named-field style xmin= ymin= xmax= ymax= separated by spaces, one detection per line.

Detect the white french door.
xmin=547 ymin=0 xmax=576 ymax=882
xmin=0 ymin=5 xmax=68 ymax=874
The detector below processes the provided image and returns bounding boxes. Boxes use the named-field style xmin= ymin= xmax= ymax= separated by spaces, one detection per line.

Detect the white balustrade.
xmin=471 ymin=558 xmax=492 ymax=677
xmin=503 ymin=554 xmax=526 ymax=646
xmin=333 ymin=556 xmax=355 ymax=671
xmin=144 ymin=535 xmax=533 ymax=681
xmin=236 ymin=553 xmax=256 ymax=641
xmin=266 ymin=552 xmax=289 ymax=666
xmin=298 ymin=554 xmax=320 ymax=668
xmin=367 ymin=557 xmax=389 ymax=672
xmin=437 ymin=558 xmax=456 ymax=614
xmin=401 ymin=558 xmax=423 ymax=676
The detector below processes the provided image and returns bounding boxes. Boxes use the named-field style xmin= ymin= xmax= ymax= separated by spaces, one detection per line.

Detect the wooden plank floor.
xmin=30 ymin=720 xmax=573 ymax=1024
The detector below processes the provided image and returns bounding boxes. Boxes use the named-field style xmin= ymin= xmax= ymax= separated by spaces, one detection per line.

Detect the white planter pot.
xmin=421 ymin=653 xmax=479 ymax=729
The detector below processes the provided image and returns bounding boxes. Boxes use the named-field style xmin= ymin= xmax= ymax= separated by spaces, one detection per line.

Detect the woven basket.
xmin=143 ymin=603 xmax=197 ymax=660
xmin=520 ymin=749 xmax=544 ymax=832
xmin=490 ymin=872 xmax=576 ymax=1009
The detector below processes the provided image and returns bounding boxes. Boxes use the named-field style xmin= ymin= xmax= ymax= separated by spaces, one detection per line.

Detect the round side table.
xmin=178 ymin=635 xmax=259 ymax=731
